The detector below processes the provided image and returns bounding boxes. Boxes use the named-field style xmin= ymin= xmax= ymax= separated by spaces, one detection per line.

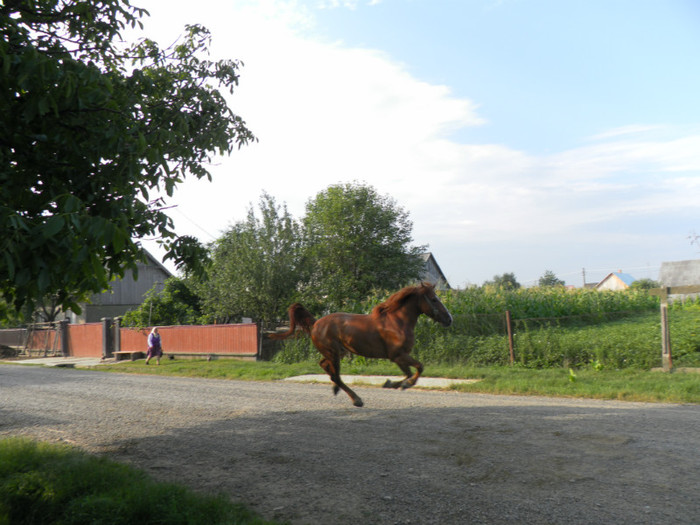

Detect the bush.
xmin=272 ymin=336 xmax=318 ymax=364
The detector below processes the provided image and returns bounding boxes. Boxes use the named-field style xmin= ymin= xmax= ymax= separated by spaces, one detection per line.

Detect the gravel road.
xmin=2 ymin=364 xmax=699 ymax=524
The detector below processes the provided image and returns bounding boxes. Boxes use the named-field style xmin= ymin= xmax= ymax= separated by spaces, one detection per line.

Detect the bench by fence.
xmin=113 ymin=351 xmax=145 ymax=361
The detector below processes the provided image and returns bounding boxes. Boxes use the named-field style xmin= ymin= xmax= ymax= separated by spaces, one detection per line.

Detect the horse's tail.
xmin=269 ymin=303 xmax=317 ymax=340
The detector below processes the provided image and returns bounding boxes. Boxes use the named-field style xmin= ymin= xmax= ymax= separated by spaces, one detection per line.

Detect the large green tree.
xmin=201 ymin=193 xmax=303 ymax=327
xmin=302 ymin=182 xmax=425 ymax=310
xmin=0 ymin=1 xmax=255 ymax=317
xmin=538 ymin=270 xmax=565 ymax=287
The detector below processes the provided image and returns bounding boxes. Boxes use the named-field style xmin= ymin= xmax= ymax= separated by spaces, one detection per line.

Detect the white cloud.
xmin=588 ymin=125 xmax=665 ymax=141
xmin=316 ymin=0 xmax=383 ymax=9
xmin=135 ymin=0 xmax=700 ymax=285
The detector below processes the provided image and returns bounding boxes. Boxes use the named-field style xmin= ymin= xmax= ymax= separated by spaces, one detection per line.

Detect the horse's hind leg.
xmin=319 ymin=353 xmax=364 ymax=407
xmin=383 ymin=354 xmax=423 ymax=390
xmin=318 ymin=357 xmax=340 ymax=396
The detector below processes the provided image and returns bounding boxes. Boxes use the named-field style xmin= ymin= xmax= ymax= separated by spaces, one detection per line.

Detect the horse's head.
xmin=418 ymin=283 xmax=453 ymax=327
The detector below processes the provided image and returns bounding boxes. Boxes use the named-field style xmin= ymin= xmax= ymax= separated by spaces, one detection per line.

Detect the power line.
xmin=171 ymin=207 xmax=217 ymax=241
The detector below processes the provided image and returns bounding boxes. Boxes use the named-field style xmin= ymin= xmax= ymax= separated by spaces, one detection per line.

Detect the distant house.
xmin=69 ymin=250 xmax=173 ymax=324
xmin=658 ymin=259 xmax=700 ymax=301
xmin=658 ymin=259 xmax=700 ymax=287
xmin=595 ymin=271 xmax=636 ymax=291
xmin=419 ymin=253 xmax=451 ymax=290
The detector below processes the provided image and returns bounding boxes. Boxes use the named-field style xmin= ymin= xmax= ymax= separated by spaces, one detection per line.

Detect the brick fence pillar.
xmin=101 ymin=317 xmax=113 ymax=358
xmin=113 ymin=317 xmax=121 ymax=354
xmin=59 ymin=320 xmax=69 ymax=357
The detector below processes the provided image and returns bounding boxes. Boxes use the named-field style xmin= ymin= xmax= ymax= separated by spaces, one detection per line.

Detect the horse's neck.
xmin=396 ymin=298 xmax=421 ymax=326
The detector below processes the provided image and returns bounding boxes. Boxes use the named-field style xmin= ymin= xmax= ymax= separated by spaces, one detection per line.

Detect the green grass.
xmin=96 ymin=358 xmax=322 ymax=380
xmin=445 ymin=366 xmax=700 ymax=404
xmin=90 ymin=357 xmax=700 ymax=404
xmin=0 ymin=437 xmax=277 ymax=525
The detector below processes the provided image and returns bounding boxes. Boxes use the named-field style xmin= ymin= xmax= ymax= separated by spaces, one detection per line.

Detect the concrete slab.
xmin=283 ymin=374 xmax=479 ymax=388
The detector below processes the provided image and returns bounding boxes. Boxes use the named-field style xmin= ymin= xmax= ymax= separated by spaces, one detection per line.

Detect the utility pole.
xmin=582 ymin=268 xmax=586 ymax=288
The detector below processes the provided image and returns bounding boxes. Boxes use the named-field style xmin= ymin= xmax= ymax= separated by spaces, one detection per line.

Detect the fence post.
xmin=505 ymin=310 xmax=515 ymax=365
xmin=659 ymin=288 xmax=673 ymax=371
xmin=113 ymin=317 xmax=121 ymax=354
xmin=101 ymin=317 xmax=113 ymax=359
xmin=58 ymin=320 xmax=69 ymax=357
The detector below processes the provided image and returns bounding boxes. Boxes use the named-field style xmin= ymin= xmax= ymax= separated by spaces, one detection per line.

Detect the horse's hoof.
xmin=382 ymin=379 xmax=393 ymax=388
xmin=332 ymin=385 xmax=340 ymax=395
xmin=353 ymin=399 xmax=364 ymax=407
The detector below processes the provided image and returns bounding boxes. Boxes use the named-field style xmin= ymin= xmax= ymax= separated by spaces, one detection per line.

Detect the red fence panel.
xmin=0 ymin=322 xmax=258 ymax=359
xmin=119 ymin=324 xmax=258 ymax=357
xmin=66 ymin=323 xmax=103 ymax=357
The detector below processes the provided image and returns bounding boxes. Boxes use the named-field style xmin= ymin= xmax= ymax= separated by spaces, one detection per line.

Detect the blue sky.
xmin=314 ymin=1 xmax=700 ymax=151
xmin=134 ymin=0 xmax=700 ymax=287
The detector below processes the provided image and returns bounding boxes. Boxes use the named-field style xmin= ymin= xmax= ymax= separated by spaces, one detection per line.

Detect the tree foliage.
xmin=200 ymin=193 xmax=303 ymax=327
xmin=0 ymin=1 xmax=255 ymax=318
xmin=538 ymin=270 xmax=565 ymax=287
xmin=302 ymin=183 xmax=425 ymax=310
xmin=630 ymin=278 xmax=660 ymax=291
xmin=121 ymin=277 xmax=203 ymax=327
xmin=484 ymin=272 xmax=521 ymax=291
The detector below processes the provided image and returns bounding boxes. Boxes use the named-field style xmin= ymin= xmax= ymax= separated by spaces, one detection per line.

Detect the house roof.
xmin=141 ymin=249 xmax=174 ymax=278
xmin=615 ymin=273 xmax=636 ymax=286
xmin=419 ymin=252 xmax=450 ymax=289
xmin=596 ymin=272 xmax=636 ymax=288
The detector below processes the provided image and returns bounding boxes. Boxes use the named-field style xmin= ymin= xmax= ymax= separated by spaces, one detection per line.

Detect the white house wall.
xmin=596 ymin=276 xmax=627 ymax=291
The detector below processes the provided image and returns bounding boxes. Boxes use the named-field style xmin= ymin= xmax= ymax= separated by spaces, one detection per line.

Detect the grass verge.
xmin=445 ymin=366 xmax=700 ymax=403
xmin=90 ymin=358 xmax=700 ymax=404
xmin=0 ymin=437 xmax=277 ymax=525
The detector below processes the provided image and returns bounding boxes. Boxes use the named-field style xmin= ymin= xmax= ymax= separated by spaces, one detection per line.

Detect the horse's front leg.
xmin=319 ymin=355 xmax=364 ymax=407
xmin=383 ymin=354 xmax=423 ymax=390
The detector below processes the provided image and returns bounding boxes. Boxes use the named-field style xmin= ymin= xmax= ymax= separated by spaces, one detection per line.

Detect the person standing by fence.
xmin=145 ymin=327 xmax=163 ymax=365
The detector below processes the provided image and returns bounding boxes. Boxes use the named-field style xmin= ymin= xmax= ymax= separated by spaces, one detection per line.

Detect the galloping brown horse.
xmin=270 ymin=282 xmax=453 ymax=407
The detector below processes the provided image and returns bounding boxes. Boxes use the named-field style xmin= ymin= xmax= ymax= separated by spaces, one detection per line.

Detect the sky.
xmin=131 ymin=0 xmax=700 ymax=288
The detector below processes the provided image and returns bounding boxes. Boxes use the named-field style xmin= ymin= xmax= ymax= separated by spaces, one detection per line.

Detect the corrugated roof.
xmin=616 ymin=273 xmax=636 ymax=286
xmin=595 ymin=271 xmax=636 ymax=290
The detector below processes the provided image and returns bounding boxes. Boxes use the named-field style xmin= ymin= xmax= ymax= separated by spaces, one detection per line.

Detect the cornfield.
xmin=274 ymin=288 xmax=700 ymax=369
